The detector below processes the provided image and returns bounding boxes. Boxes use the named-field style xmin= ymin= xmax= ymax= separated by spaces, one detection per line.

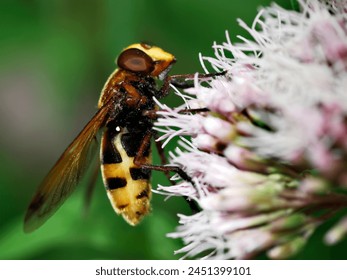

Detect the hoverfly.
xmin=24 ymin=43 xmax=192 ymax=232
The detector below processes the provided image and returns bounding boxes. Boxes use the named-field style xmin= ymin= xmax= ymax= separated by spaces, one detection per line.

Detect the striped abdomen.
xmin=100 ymin=126 xmax=151 ymax=225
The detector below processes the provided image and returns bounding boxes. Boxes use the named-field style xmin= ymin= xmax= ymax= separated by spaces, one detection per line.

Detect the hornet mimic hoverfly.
xmin=24 ymin=43 xmax=198 ymax=232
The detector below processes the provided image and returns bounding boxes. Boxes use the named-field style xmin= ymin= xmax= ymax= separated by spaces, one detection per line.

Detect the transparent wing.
xmin=24 ymin=104 xmax=111 ymax=232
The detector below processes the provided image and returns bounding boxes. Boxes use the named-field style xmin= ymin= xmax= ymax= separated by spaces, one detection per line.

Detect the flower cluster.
xmin=155 ymin=0 xmax=347 ymax=259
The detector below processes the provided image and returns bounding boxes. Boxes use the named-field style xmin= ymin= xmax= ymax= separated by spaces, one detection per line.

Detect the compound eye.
xmin=117 ymin=48 xmax=154 ymax=74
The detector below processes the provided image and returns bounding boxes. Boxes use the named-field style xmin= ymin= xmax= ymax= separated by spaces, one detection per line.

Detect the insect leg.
xmin=134 ymin=130 xmax=200 ymax=213
xmin=133 ymin=130 xmax=179 ymax=185
xmin=133 ymin=128 xmax=193 ymax=185
xmin=143 ymin=108 xmax=210 ymax=120
xmin=170 ymin=71 xmax=227 ymax=89
xmin=158 ymin=71 xmax=226 ymax=98
xmin=152 ymin=131 xmax=171 ymax=180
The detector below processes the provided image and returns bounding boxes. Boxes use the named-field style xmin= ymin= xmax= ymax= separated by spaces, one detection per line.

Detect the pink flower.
xmin=155 ymin=0 xmax=347 ymax=259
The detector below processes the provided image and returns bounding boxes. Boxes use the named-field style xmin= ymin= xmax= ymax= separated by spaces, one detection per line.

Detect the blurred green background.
xmin=1 ymin=0 xmax=346 ymax=260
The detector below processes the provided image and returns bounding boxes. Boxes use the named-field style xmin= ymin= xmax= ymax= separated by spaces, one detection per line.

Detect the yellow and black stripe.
xmin=100 ymin=126 xmax=152 ymax=225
